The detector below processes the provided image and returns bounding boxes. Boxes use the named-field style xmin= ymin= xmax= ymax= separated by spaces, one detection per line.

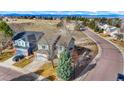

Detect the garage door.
xmin=35 ymin=53 xmax=47 ymax=62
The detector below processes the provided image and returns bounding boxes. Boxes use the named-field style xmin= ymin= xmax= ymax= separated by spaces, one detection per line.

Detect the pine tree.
xmin=0 ymin=21 xmax=14 ymax=37
xmin=0 ymin=21 xmax=14 ymax=49
xmin=56 ymin=49 xmax=73 ymax=80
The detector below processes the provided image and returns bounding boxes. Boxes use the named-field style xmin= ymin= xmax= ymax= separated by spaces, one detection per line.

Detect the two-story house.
xmin=38 ymin=28 xmax=75 ymax=59
xmin=12 ymin=31 xmax=44 ymax=57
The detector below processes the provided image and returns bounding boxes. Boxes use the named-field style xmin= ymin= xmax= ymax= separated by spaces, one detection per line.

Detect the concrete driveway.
xmin=82 ymin=28 xmax=123 ymax=81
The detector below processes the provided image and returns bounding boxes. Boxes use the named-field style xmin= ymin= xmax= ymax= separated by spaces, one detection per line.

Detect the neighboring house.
xmin=75 ymin=21 xmax=85 ymax=31
xmin=98 ymin=23 xmax=120 ymax=38
xmin=2 ymin=17 xmax=17 ymax=22
xmin=104 ymin=26 xmax=120 ymax=38
xmin=120 ymin=19 xmax=124 ymax=41
xmin=12 ymin=31 xmax=44 ymax=56
xmin=97 ymin=23 xmax=109 ymax=30
xmin=66 ymin=22 xmax=75 ymax=31
xmin=2 ymin=17 xmax=9 ymax=22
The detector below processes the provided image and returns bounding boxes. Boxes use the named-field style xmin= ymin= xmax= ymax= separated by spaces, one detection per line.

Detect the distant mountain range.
xmin=0 ymin=11 xmax=124 ymax=18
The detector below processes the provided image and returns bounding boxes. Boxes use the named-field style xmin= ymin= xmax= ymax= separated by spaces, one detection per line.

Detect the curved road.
xmin=83 ymin=28 xmax=123 ymax=81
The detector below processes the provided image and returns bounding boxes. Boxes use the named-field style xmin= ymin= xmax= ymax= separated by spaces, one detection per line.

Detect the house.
xmin=12 ymin=24 xmax=75 ymax=61
xmin=120 ymin=19 xmax=124 ymax=41
xmin=66 ymin=22 xmax=75 ymax=31
xmin=104 ymin=26 xmax=120 ymax=38
xmin=38 ymin=28 xmax=75 ymax=59
xmin=97 ymin=23 xmax=109 ymax=30
xmin=2 ymin=17 xmax=16 ymax=22
xmin=74 ymin=21 xmax=85 ymax=31
xmin=97 ymin=23 xmax=120 ymax=38
xmin=12 ymin=31 xmax=44 ymax=57
xmin=2 ymin=17 xmax=9 ymax=22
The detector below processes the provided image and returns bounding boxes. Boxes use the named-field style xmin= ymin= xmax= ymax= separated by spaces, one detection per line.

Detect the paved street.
xmin=82 ymin=28 xmax=123 ymax=81
xmin=0 ymin=66 xmax=23 ymax=81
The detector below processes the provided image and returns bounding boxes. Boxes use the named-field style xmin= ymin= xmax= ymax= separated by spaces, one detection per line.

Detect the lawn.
xmin=13 ymin=57 xmax=33 ymax=68
xmin=0 ymin=52 xmax=14 ymax=62
xmin=35 ymin=62 xmax=58 ymax=81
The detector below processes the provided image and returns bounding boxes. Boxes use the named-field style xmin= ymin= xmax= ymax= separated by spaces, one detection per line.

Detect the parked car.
xmin=79 ymin=27 xmax=86 ymax=31
xmin=12 ymin=54 xmax=25 ymax=62
xmin=117 ymin=73 xmax=124 ymax=81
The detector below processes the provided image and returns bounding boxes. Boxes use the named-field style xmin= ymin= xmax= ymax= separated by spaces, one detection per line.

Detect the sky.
xmin=0 ymin=11 xmax=124 ymax=15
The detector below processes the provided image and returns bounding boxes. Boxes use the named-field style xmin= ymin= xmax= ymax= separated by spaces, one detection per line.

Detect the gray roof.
xmin=56 ymin=29 xmax=75 ymax=46
xmin=12 ymin=31 xmax=44 ymax=43
xmin=38 ymin=28 xmax=75 ymax=47
xmin=109 ymin=27 xmax=119 ymax=32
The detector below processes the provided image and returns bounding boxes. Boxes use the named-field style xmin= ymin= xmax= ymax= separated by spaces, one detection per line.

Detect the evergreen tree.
xmin=56 ymin=49 xmax=73 ymax=80
xmin=0 ymin=21 xmax=14 ymax=49
xmin=0 ymin=21 xmax=14 ymax=37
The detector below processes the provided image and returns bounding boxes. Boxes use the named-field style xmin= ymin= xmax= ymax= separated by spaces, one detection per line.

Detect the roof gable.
xmin=12 ymin=31 xmax=44 ymax=43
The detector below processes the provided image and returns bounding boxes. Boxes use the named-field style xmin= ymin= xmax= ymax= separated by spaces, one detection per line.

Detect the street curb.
xmin=75 ymin=28 xmax=102 ymax=81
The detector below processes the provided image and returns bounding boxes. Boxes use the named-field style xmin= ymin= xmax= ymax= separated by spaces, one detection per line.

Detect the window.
xmin=59 ymin=46 xmax=63 ymax=51
xmin=42 ymin=45 xmax=46 ymax=49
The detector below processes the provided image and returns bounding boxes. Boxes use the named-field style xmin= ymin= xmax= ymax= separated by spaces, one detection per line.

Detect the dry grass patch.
xmin=110 ymin=39 xmax=124 ymax=47
xmin=110 ymin=39 xmax=124 ymax=51
xmin=74 ymin=31 xmax=98 ymax=58
xmin=99 ymin=33 xmax=109 ymax=37
xmin=35 ymin=62 xmax=58 ymax=81
xmin=8 ymin=19 xmax=60 ymax=31
xmin=0 ymin=52 xmax=14 ymax=62
xmin=13 ymin=57 xmax=33 ymax=68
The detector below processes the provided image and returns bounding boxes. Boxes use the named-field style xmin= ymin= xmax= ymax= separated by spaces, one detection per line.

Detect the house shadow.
xmin=11 ymin=72 xmax=39 ymax=81
xmin=70 ymin=46 xmax=96 ymax=80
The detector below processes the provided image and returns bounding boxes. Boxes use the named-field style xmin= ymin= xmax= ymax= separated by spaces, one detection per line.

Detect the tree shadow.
xmin=70 ymin=63 xmax=96 ymax=80
xmin=70 ymin=46 xmax=96 ymax=80
xmin=40 ymin=75 xmax=56 ymax=81
xmin=11 ymin=72 xmax=39 ymax=81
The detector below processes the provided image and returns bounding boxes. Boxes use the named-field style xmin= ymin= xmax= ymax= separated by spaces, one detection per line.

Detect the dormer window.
xmin=42 ymin=45 xmax=48 ymax=50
